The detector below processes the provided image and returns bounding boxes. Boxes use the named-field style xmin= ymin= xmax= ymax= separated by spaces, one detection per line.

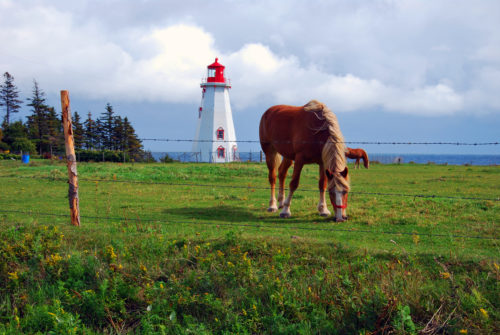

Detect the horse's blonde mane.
xmin=304 ymin=100 xmax=350 ymax=191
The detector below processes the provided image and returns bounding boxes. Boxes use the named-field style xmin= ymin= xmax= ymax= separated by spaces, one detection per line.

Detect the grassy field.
xmin=0 ymin=159 xmax=498 ymax=334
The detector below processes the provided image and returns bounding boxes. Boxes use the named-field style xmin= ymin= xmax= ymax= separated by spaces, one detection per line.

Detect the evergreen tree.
xmin=83 ymin=112 xmax=97 ymax=150
xmin=122 ymin=117 xmax=143 ymax=158
xmin=26 ymin=80 xmax=50 ymax=154
xmin=0 ymin=72 xmax=23 ymax=126
xmin=100 ymin=103 xmax=115 ymax=150
xmin=113 ymin=115 xmax=124 ymax=151
xmin=73 ymin=111 xmax=84 ymax=150
xmin=95 ymin=118 xmax=104 ymax=150
xmin=45 ymin=106 xmax=64 ymax=155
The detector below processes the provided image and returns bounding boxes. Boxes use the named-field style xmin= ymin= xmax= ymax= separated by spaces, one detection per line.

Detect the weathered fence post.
xmin=61 ymin=90 xmax=80 ymax=226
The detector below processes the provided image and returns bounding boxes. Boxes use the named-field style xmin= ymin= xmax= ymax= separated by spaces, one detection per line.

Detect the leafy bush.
xmin=0 ymin=153 xmax=20 ymax=160
xmin=10 ymin=138 xmax=36 ymax=154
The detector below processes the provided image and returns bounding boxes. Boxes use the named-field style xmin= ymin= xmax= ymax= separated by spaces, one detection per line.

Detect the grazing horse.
xmin=345 ymin=147 xmax=369 ymax=169
xmin=259 ymin=100 xmax=350 ymax=222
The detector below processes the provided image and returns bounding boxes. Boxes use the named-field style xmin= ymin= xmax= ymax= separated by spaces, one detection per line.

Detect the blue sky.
xmin=1 ymin=0 xmax=499 ymax=154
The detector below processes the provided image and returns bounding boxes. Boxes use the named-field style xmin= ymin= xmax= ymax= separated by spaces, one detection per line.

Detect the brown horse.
xmin=259 ymin=100 xmax=350 ymax=222
xmin=345 ymin=147 xmax=369 ymax=169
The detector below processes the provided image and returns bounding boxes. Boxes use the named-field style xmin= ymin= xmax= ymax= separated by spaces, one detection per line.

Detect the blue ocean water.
xmin=152 ymin=152 xmax=500 ymax=165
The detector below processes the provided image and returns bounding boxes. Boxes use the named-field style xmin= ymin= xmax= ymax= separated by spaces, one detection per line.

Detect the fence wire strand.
xmin=0 ymin=175 xmax=498 ymax=202
xmin=0 ymin=209 xmax=497 ymax=241
xmin=140 ymin=138 xmax=500 ymax=146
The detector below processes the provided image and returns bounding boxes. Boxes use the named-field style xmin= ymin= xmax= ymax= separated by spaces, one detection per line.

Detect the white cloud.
xmin=0 ymin=0 xmax=498 ymax=117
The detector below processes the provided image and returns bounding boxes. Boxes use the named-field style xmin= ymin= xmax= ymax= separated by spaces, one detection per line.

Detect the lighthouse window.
xmin=217 ymin=146 xmax=225 ymax=158
xmin=216 ymin=127 xmax=224 ymax=140
xmin=208 ymin=68 xmax=215 ymax=78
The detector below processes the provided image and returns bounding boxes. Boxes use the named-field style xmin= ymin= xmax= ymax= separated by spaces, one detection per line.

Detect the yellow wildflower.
xmin=440 ymin=272 xmax=451 ymax=279
xmin=227 ymin=261 xmax=234 ymax=267
xmin=253 ymin=304 xmax=257 ymax=311
xmin=308 ymin=286 xmax=312 ymax=293
xmin=106 ymin=246 xmax=117 ymax=261
xmin=242 ymin=309 xmax=247 ymax=316
xmin=459 ymin=330 xmax=467 ymax=334
xmin=494 ymin=262 xmax=499 ymax=271
xmin=480 ymin=308 xmax=488 ymax=319
xmin=217 ymin=250 xmax=224 ymax=257
xmin=160 ymin=283 xmax=164 ymax=289
xmin=47 ymin=253 xmax=63 ymax=266
xmin=8 ymin=272 xmax=18 ymax=281
xmin=140 ymin=264 xmax=147 ymax=272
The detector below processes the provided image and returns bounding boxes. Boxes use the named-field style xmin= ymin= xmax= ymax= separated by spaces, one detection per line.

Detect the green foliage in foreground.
xmin=0 ymin=160 xmax=498 ymax=333
xmin=0 ymin=224 xmax=498 ymax=334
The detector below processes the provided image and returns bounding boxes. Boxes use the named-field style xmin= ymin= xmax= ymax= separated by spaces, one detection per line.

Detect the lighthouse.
xmin=192 ymin=58 xmax=238 ymax=162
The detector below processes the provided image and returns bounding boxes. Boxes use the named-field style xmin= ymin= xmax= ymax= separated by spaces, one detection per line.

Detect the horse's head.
xmin=325 ymin=166 xmax=350 ymax=222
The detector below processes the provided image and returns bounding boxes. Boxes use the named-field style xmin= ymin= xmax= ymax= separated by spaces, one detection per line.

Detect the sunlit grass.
xmin=0 ymin=160 xmax=498 ymax=333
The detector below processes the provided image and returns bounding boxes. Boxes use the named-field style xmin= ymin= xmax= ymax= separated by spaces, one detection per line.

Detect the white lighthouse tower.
xmin=193 ymin=58 xmax=238 ymax=162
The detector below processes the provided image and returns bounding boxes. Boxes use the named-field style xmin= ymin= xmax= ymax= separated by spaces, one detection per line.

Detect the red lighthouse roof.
xmin=206 ymin=57 xmax=226 ymax=83
xmin=208 ymin=57 xmax=225 ymax=69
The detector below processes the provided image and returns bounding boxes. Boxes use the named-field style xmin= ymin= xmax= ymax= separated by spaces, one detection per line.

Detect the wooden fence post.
xmin=61 ymin=90 xmax=80 ymax=226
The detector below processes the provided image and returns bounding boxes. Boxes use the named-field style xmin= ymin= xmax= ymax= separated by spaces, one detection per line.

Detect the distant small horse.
xmin=259 ymin=100 xmax=350 ymax=222
xmin=345 ymin=147 xmax=369 ymax=169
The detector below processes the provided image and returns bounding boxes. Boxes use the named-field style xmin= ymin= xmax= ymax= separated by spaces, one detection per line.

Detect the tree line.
xmin=0 ymin=72 xmax=150 ymax=161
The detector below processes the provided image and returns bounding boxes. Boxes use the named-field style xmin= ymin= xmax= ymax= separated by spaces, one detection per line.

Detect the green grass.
xmin=0 ymin=160 xmax=498 ymax=334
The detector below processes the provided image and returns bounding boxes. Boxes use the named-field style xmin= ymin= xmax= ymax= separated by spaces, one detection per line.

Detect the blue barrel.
xmin=21 ymin=154 xmax=30 ymax=164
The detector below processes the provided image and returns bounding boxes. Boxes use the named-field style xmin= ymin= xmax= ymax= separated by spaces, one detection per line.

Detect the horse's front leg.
xmin=317 ymin=165 xmax=331 ymax=217
xmin=280 ymin=159 xmax=304 ymax=218
xmin=278 ymin=158 xmax=293 ymax=209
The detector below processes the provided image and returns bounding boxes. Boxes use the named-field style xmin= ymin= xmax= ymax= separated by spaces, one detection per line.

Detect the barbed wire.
xmin=0 ymin=209 xmax=497 ymax=241
xmin=140 ymin=138 xmax=500 ymax=146
xmin=0 ymin=175 xmax=498 ymax=202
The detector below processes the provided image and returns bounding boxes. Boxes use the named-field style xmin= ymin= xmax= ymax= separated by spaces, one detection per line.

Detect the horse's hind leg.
xmin=355 ymin=158 xmax=360 ymax=169
xmin=265 ymin=151 xmax=280 ymax=212
xmin=278 ymin=158 xmax=293 ymax=209
xmin=317 ymin=164 xmax=331 ymax=217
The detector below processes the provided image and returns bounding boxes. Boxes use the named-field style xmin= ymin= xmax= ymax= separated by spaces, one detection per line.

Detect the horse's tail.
xmin=362 ymin=150 xmax=369 ymax=169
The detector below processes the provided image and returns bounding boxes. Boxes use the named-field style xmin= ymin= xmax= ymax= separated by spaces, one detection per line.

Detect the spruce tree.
xmin=0 ymin=72 xmax=23 ymax=126
xmin=73 ymin=111 xmax=84 ymax=150
xmin=100 ymin=103 xmax=115 ymax=150
xmin=122 ymin=117 xmax=143 ymax=158
xmin=26 ymin=80 xmax=51 ymax=154
xmin=83 ymin=112 xmax=97 ymax=150
xmin=113 ymin=115 xmax=124 ymax=151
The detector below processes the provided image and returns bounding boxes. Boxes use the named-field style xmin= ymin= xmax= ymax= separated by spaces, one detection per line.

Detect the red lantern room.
xmin=207 ymin=58 xmax=226 ymax=83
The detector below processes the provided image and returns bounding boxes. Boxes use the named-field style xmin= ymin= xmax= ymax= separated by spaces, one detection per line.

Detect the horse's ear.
xmin=340 ymin=166 xmax=348 ymax=178
xmin=325 ymin=169 xmax=334 ymax=180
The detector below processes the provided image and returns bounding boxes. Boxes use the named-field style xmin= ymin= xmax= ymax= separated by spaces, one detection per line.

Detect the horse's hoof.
xmin=343 ymin=215 xmax=349 ymax=220
xmin=319 ymin=212 xmax=330 ymax=217
xmin=333 ymin=217 xmax=345 ymax=222
xmin=279 ymin=212 xmax=291 ymax=218
xmin=267 ymin=207 xmax=278 ymax=213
